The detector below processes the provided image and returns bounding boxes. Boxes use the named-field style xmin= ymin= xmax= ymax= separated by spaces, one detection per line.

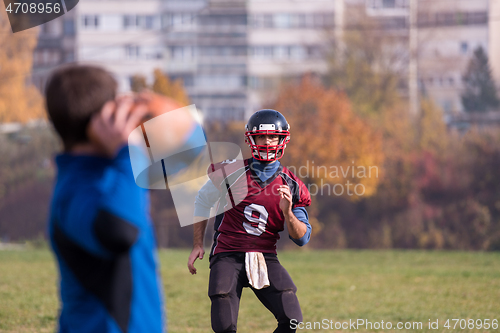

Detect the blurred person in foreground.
xmin=45 ymin=65 xmax=165 ymax=333
xmin=188 ymin=110 xmax=312 ymax=333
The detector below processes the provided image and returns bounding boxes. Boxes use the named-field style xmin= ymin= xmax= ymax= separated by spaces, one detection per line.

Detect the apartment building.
xmin=31 ymin=9 xmax=77 ymax=91
xmin=363 ymin=0 xmax=499 ymax=114
xmin=164 ymin=0 xmax=248 ymax=121
xmin=32 ymin=0 xmax=166 ymax=92
xmin=490 ymin=0 xmax=500 ymax=88
xmin=245 ymin=0 xmax=340 ymax=120
xmin=76 ymin=0 xmax=165 ymax=90
xmin=32 ymin=0 xmax=500 ymax=120
xmin=163 ymin=0 xmax=338 ymax=121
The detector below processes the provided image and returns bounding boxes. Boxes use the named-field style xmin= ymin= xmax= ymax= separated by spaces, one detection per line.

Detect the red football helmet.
xmin=244 ymin=109 xmax=290 ymax=162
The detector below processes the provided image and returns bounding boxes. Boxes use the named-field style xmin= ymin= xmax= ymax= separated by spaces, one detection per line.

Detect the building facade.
xmin=31 ymin=8 xmax=76 ymax=91
xmin=32 ymin=0 xmax=166 ymax=93
xmin=165 ymin=0 xmax=248 ymax=121
xmin=362 ymin=0 xmax=498 ymax=114
xmin=76 ymin=0 xmax=165 ymax=90
xmin=32 ymin=0 xmax=500 ymax=120
xmin=163 ymin=0 xmax=339 ymax=121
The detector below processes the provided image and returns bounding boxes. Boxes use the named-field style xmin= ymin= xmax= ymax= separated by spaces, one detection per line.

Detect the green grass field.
xmin=0 ymin=249 xmax=499 ymax=332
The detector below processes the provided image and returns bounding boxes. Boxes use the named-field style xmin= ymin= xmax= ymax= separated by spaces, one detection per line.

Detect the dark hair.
xmin=45 ymin=65 xmax=117 ymax=150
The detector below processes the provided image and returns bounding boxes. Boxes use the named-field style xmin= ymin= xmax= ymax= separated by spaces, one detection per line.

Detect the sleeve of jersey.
xmin=194 ymin=179 xmax=221 ymax=218
xmin=289 ymin=207 xmax=312 ymax=246
xmin=293 ymin=178 xmax=311 ymax=208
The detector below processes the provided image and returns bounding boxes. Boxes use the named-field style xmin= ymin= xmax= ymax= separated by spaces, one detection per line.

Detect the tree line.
xmin=1 ymin=6 xmax=500 ymax=250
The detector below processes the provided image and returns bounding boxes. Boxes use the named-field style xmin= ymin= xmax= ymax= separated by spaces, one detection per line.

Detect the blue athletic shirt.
xmin=195 ymin=158 xmax=311 ymax=246
xmin=48 ymin=145 xmax=165 ymax=333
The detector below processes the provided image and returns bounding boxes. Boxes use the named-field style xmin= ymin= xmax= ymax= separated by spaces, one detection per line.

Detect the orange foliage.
xmin=0 ymin=11 xmax=44 ymax=123
xmin=152 ymin=69 xmax=190 ymax=107
xmin=270 ymin=76 xmax=384 ymax=199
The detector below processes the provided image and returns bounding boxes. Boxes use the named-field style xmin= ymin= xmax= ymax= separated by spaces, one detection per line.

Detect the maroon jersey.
xmin=208 ymin=158 xmax=311 ymax=256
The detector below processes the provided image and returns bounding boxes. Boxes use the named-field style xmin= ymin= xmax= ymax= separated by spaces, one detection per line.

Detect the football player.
xmin=188 ymin=109 xmax=312 ymax=333
xmin=45 ymin=65 xmax=166 ymax=333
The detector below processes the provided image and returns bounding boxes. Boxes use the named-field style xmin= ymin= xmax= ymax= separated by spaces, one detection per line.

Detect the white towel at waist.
xmin=245 ymin=252 xmax=270 ymax=289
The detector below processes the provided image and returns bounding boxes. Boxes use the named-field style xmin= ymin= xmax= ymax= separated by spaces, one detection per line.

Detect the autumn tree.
xmin=0 ymin=10 xmax=44 ymax=123
xmin=461 ymin=46 xmax=500 ymax=112
xmin=324 ymin=5 xmax=405 ymax=117
xmin=130 ymin=70 xmax=190 ymax=106
xmin=152 ymin=69 xmax=190 ymax=106
xmin=271 ymin=76 xmax=384 ymax=199
xmin=264 ymin=76 xmax=383 ymax=248
xmin=418 ymin=99 xmax=450 ymax=154
xmin=130 ymin=74 xmax=148 ymax=93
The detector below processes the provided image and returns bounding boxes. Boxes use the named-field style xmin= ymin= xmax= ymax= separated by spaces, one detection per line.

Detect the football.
xmin=134 ymin=91 xmax=184 ymax=124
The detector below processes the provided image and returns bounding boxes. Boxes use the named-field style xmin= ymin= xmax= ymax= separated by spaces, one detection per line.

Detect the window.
xmin=289 ymin=46 xmax=305 ymax=60
xmin=248 ymin=76 xmax=259 ymax=89
xmin=177 ymin=75 xmax=194 ymax=87
xmin=83 ymin=15 xmax=99 ymax=28
xmin=251 ymin=14 xmax=272 ymax=28
xmin=248 ymin=14 xmax=264 ymax=28
xmin=125 ymin=45 xmax=140 ymax=58
xmin=64 ymin=19 xmax=75 ymax=35
xmin=199 ymin=14 xmax=246 ymax=26
xmin=467 ymin=11 xmax=487 ymax=25
xmin=33 ymin=49 xmax=61 ymax=66
xmin=65 ymin=51 xmax=74 ymax=62
xmin=274 ymin=14 xmax=290 ymax=28
xmin=460 ymin=42 xmax=468 ymax=54
xmin=382 ymin=0 xmax=396 ymax=8
xmin=206 ymin=106 xmax=245 ymax=121
xmin=262 ymin=14 xmax=273 ymax=28
xmin=41 ymin=23 xmax=50 ymax=34
xmin=307 ymin=45 xmax=322 ymax=59
xmin=124 ymin=15 xmax=135 ymax=28
xmin=251 ymin=46 xmax=274 ymax=59
xmin=41 ymin=21 xmax=62 ymax=35
xmin=196 ymin=75 xmax=243 ymax=89
xmin=442 ymin=100 xmax=452 ymax=112
xmin=312 ymin=13 xmax=324 ymax=28
xmin=199 ymin=46 xmax=246 ymax=57
xmin=145 ymin=16 xmax=154 ymax=29
xmin=250 ymin=45 xmax=317 ymax=60
xmin=250 ymin=12 xmax=334 ymax=29
xmin=380 ymin=17 xmax=407 ymax=29
xmin=170 ymin=46 xmax=187 ymax=59
xmin=291 ymin=14 xmax=306 ymax=28
xmin=124 ymin=15 xmax=158 ymax=30
xmin=274 ymin=46 xmax=289 ymax=59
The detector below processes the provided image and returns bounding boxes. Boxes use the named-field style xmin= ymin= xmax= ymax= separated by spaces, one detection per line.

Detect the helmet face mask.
xmin=244 ymin=110 xmax=290 ymax=162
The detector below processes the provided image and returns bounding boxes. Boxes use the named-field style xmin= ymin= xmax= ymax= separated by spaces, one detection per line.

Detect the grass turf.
xmin=0 ymin=249 xmax=499 ymax=332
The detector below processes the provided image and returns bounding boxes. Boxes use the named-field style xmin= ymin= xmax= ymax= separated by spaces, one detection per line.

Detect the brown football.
xmin=134 ymin=92 xmax=198 ymax=153
xmin=135 ymin=92 xmax=184 ymax=123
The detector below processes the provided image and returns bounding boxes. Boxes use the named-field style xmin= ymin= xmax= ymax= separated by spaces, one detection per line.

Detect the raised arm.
xmin=278 ymin=185 xmax=307 ymax=238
